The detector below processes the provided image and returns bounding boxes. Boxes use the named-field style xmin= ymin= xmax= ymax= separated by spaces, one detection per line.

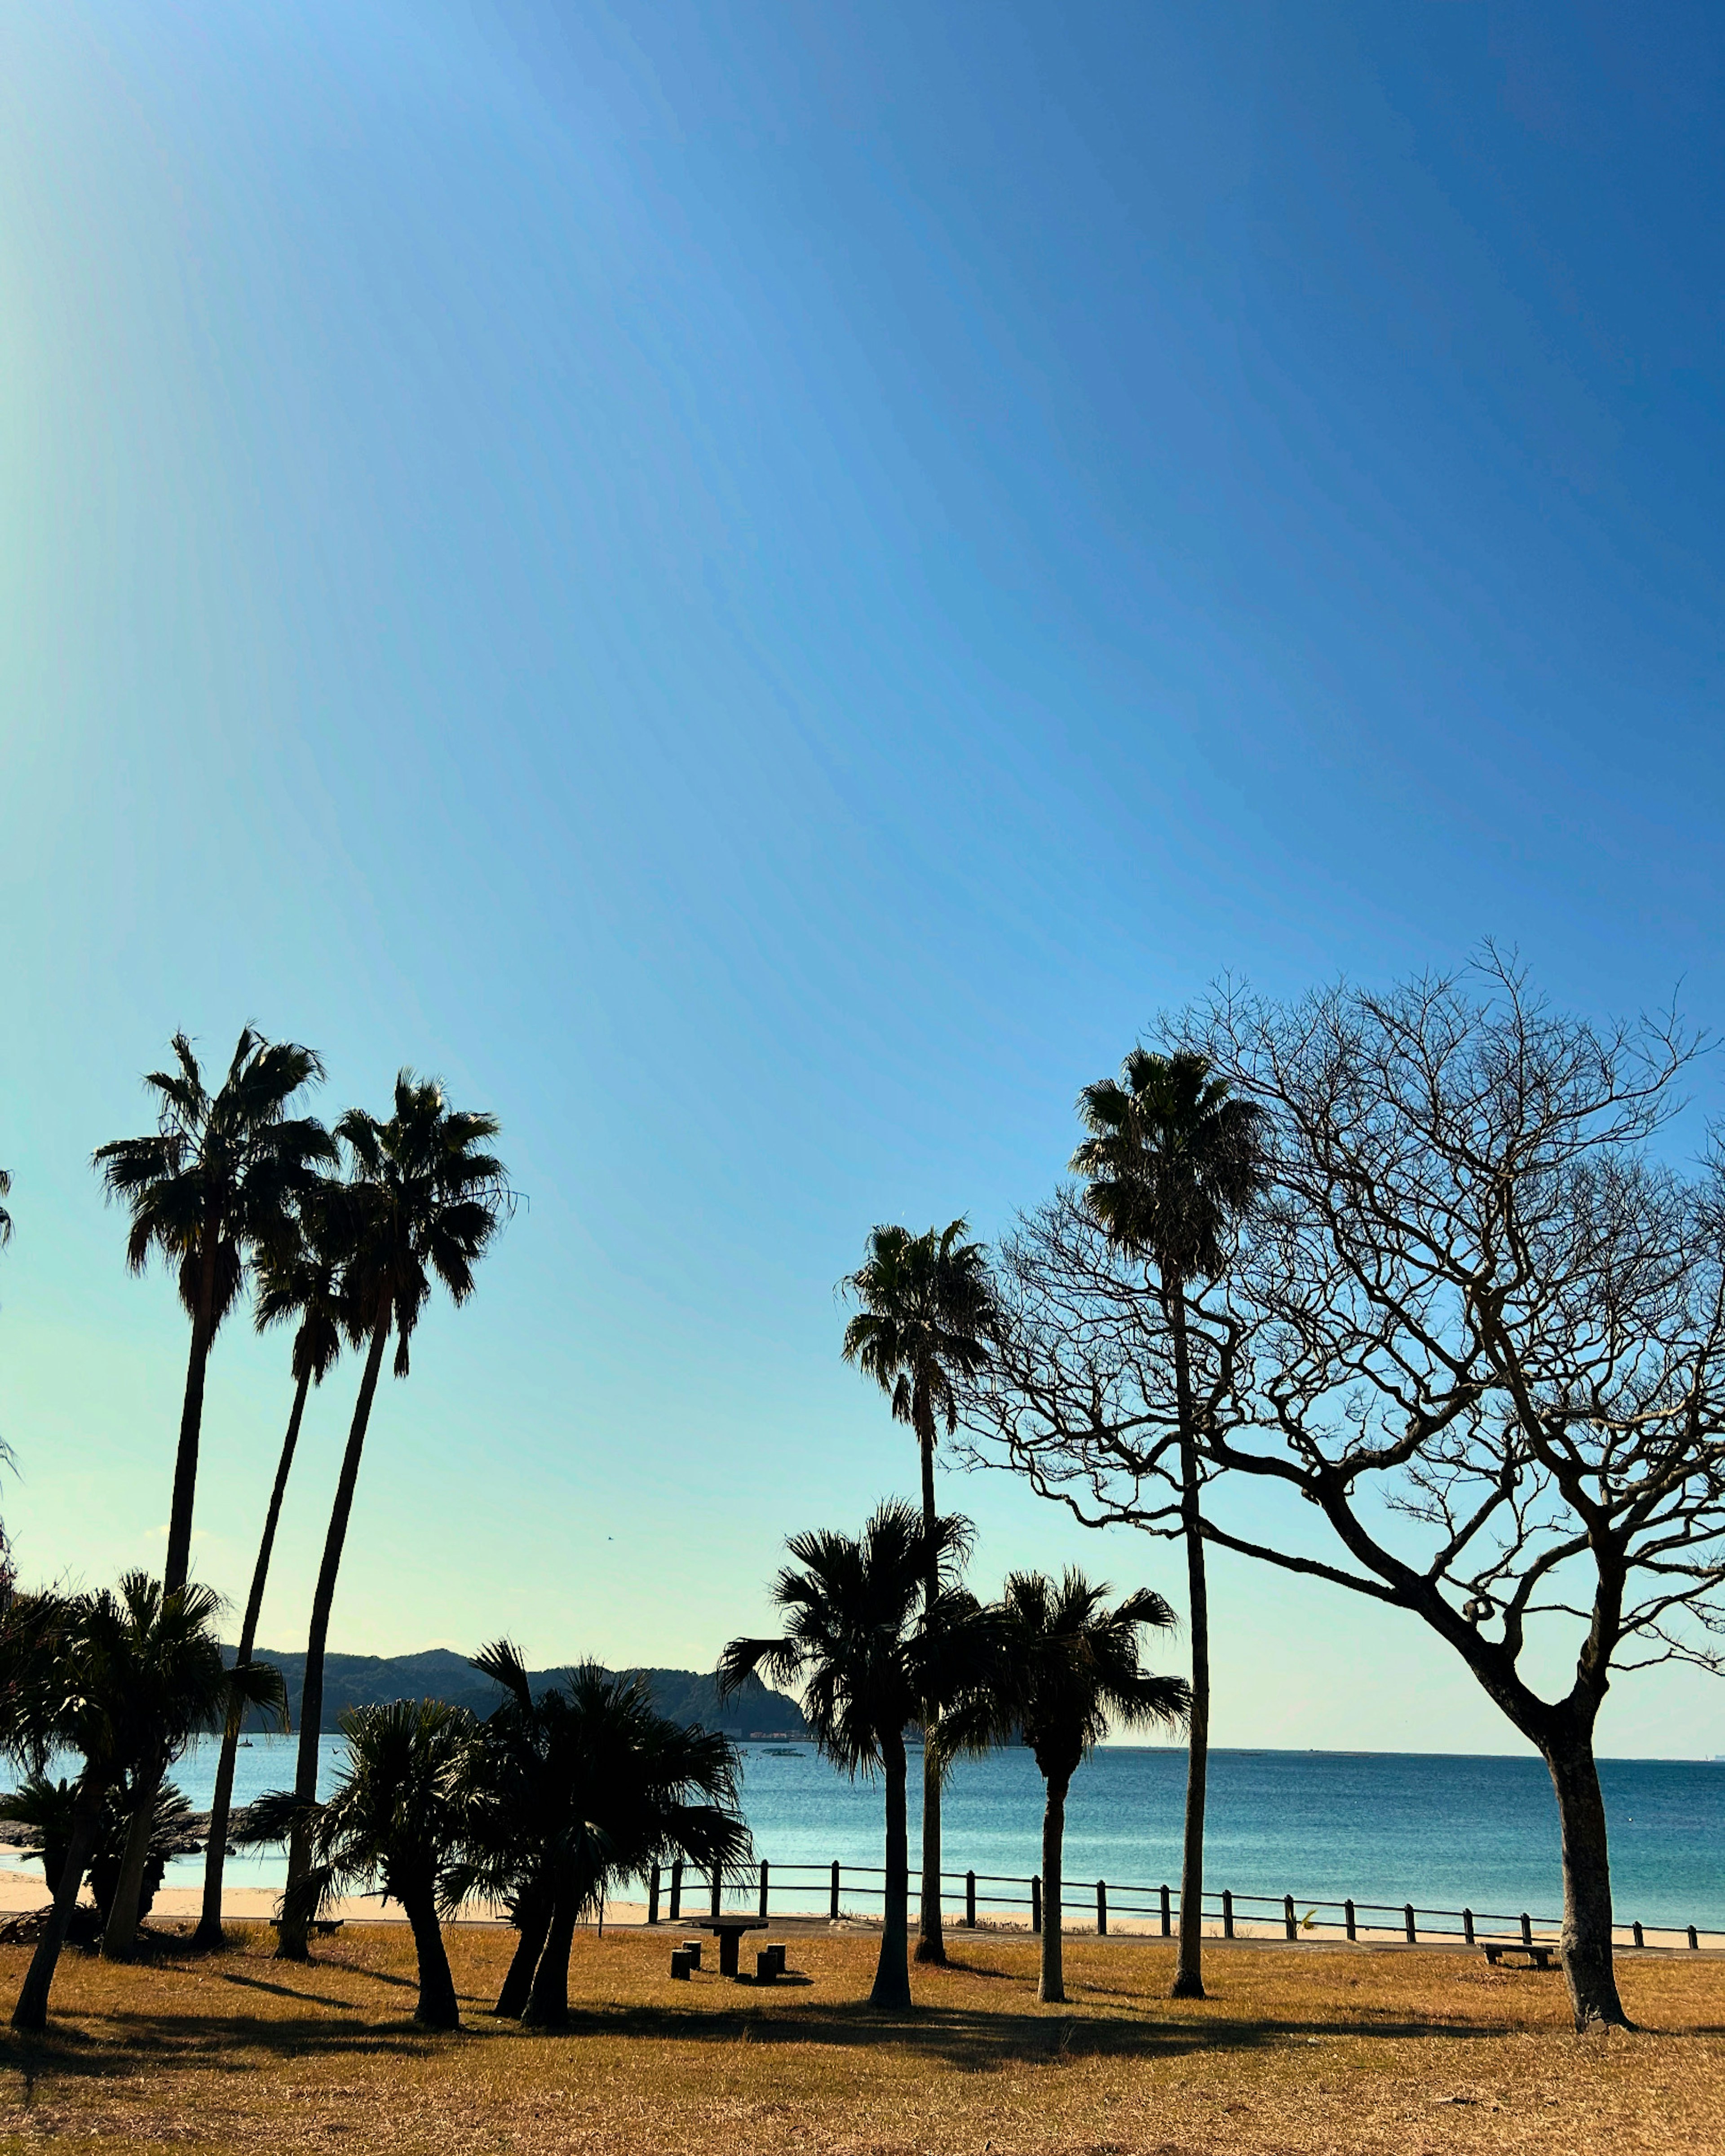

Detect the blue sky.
xmin=3 ymin=1 xmax=1724 ymax=1754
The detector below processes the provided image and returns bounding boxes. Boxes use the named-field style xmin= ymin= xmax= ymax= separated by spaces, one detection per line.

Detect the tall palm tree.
xmin=195 ymin=1186 xmax=350 ymax=1947
xmin=245 ymin=1701 xmax=485 ymax=2029
xmin=842 ymin=1220 xmax=995 ymax=1966
xmin=277 ymin=1074 xmax=511 ymax=1959
xmin=1071 ymin=1048 xmax=1264 ymax=2000
xmin=93 ymin=1028 xmax=334 ymax=1595
xmin=720 ymin=1501 xmax=1003 ymax=2011
xmin=461 ymin=1651 xmax=748 ymax=2027
xmin=944 ymin=1569 xmax=1189 ymax=2002
xmin=8 ymin=1576 xmax=283 ymax=2025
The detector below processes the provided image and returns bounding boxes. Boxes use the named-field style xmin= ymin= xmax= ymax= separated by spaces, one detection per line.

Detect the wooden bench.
xmin=1482 ymin=1942 xmax=1555 ymax=1970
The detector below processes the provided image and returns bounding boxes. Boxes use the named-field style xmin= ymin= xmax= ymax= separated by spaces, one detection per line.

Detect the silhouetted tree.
xmin=842 ymin=1220 xmax=995 ymax=1966
xmin=1067 ymin=1051 xmax=1263 ymax=1998
xmin=277 ymin=1075 xmax=511 ymax=1959
xmin=461 ymin=1650 xmax=748 ymax=2027
xmin=93 ymin=1028 xmax=333 ymax=1595
xmin=1168 ymin=961 xmax=1725 ymax=2031
xmin=246 ymin=1701 xmax=483 ymax=2029
xmin=720 ymin=1502 xmax=1003 ymax=2011
xmin=8 ymin=1577 xmax=282 ymax=2026
xmin=942 ymin=1569 xmax=1187 ymax=2002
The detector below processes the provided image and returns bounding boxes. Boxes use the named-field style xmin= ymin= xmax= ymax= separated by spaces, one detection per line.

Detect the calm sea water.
xmin=150 ymin=1738 xmax=1725 ymax=1931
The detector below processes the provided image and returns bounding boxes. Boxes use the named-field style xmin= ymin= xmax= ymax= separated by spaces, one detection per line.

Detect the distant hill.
xmin=231 ymin=1647 xmax=809 ymax=1740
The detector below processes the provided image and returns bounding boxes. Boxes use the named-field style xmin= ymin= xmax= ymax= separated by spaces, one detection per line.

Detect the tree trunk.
xmin=100 ymin=1779 xmax=160 ymax=1960
xmin=522 ymin=1886 xmax=578 ymax=2028
xmin=197 ymin=1365 xmax=313 ymax=1948
xmin=165 ymin=1247 xmax=219 ymax=1597
xmin=1039 ymin=1770 xmax=1069 ymax=2004
xmin=402 ymin=1881 xmax=460 ymax=2030
xmin=12 ymin=1779 xmax=105 ymax=2032
xmin=278 ymin=1312 xmax=390 ymax=1961
xmin=1168 ymin=1290 xmax=1209 ymax=2001
xmin=870 ymin=1729 xmax=913 ymax=2010
xmin=1543 ymin=1719 xmax=1630 ymax=2030
xmin=494 ymin=1889 xmax=553 ymax=2017
xmin=913 ymin=1393 xmax=946 ymax=1966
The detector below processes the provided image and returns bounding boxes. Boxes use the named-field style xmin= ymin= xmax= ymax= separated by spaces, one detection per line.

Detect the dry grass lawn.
xmin=0 ymin=1922 xmax=1717 ymax=2154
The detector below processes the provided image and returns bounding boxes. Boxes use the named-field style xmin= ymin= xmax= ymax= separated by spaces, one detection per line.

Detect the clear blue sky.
xmin=3 ymin=2 xmax=1723 ymax=1754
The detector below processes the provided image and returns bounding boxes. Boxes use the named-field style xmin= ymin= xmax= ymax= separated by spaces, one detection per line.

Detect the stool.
xmin=670 ymin=1948 xmax=694 ymax=1979
xmin=681 ymin=1939 xmax=703 ymax=1967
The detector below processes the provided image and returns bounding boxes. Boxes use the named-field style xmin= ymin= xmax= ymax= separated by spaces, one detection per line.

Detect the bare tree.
xmin=967 ymin=961 xmax=1725 ymax=2031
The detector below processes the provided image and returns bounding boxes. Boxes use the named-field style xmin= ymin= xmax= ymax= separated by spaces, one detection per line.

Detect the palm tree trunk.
xmin=402 ymin=1881 xmax=460 ymax=2030
xmin=913 ymin=1396 xmax=946 ymax=1967
xmin=100 ymin=1778 xmax=162 ymax=1961
xmin=165 ymin=1249 xmax=219 ymax=1598
xmin=13 ymin=1777 xmax=105 ymax=2031
xmin=870 ymin=1728 xmax=913 ymax=2010
xmin=196 ymin=1364 xmax=314 ymax=1949
xmin=522 ymin=1885 xmax=578 ymax=2027
xmin=494 ymin=1888 xmax=553 ymax=2017
xmin=1039 ymin=1770 xmax=1069 ymax=2004
xmin=1168 ymin=1290 xmax=1209 ymax=2001
xmin=278 ymin=1312 xmax=390 ymax=1962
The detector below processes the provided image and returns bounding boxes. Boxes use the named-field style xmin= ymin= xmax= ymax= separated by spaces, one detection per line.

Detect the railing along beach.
xmin=640 ymin=1856 xmax=1722 ymax=1952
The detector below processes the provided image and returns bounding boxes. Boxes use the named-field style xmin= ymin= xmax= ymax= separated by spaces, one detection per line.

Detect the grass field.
xmin=0 ymin=1922 xmax=1717 ymax=2154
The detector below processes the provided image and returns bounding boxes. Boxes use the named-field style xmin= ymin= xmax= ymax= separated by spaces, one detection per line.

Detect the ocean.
xmin=142 ymin=1738 xmax=1725 ymax=1932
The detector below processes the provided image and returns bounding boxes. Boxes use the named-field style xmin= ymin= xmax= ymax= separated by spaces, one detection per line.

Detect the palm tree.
xmin=277 ymin=1074 xmax=511 ymax=1959
xmin=244 ymin=1701 xmax=484 ymax=2029
xmin=8 ymin=1575 xmax=283 ymax=2025
xmin=461 ymin=1651 xmax=748 ymax=2027
xmin=0 ymin=1773 xmax=197 ymax=1931
xmin=0 ymin=1167 xmax=12 ymax=1252
xmin=93 ymin=1028 xmax=334 ymax=1595
xmin=719 ymin=1501 xmax=1003 ymax=2011
xmin=842 ymin=1220 xmax=995 ymax=1966
xmin=945 ymin=1569 xmax=1189 ymax=2002
xmin=97 ymin=1575 xmax=288 ymax=1961
xmin=1071 ymin=1048 xmax=1264 ymax=2000
xmin=195 ymin=1186 xmax=350 ymax=1947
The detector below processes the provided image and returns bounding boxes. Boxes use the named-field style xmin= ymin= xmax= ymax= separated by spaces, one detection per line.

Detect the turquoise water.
xmin=152 ymin=1738 xmax=1724 ymax=1932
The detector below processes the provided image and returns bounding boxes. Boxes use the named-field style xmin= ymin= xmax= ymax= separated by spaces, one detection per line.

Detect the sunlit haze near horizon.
xmin=4 ymin=3 xmax=1725 ymax=1757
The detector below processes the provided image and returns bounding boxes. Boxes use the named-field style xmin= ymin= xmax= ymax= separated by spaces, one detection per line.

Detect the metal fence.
xmin=641 ymin=1857 xmax=1721 ymax=1952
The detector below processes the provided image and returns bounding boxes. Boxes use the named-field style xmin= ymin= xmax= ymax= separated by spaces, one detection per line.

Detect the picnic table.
xmin=1481 ymin=1941 xmax=1556 ymax=1970
xmin=683 ymin=1913 xmax=770 ymax=1977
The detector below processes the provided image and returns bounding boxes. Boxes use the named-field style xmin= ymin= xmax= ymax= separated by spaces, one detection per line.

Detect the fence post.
xmin=669 ymin=1859 xmax=683 ymax=1922
xmin=647 ymin=1864 xmax=661 ymax=1926
xmin=1520 ymin=1912 xmax=1532 ymax=1947
xmin=1690 ymin=1925 xmax=1700 ymax=1951
xmin=758 ymin=1860 xmax=770 ymax=1920
xmin=1097 ymin=1880 xmax=1107 ymax=1937
xmin=1404 ymin=1904 xmax=1416 ymax=1944
xmin=1222 ymin=1889 xmax=1234 ymax=1940
xmin=1031 ymin=1876 xmax=1042 ymax=1935
xmin=1345 ymin=1898 xmax=1356 ymax=1942
xmin=830 ymin=1861 xmax=840 ymax=1922
xmin=1462 ymin=1909 xmax=1474 ymax=1945
xmin=1159 ymin=1884 xmax=1171 ymax=1938
xmin=1284 ymin=1894 xmax=1297 ymax=1941
xmin=710 ymin=1869 xmax=722 ymax=1920
xmin=966 ymin=1870 xmax=977 ymax=1927
xmin=1632 ymin=1921 xmax=1644 ymax=1949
